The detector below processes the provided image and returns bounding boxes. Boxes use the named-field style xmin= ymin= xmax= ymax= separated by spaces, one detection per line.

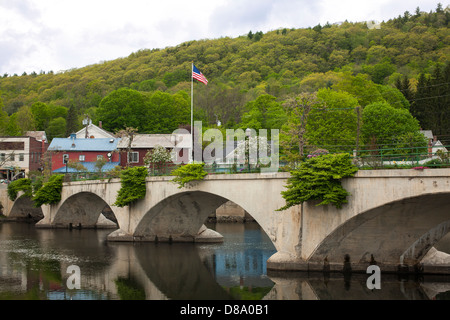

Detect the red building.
xmin=117 ymin=133 xmax=191 ymax=167
xmin=48 ymin=135 xmax=120 ymax=173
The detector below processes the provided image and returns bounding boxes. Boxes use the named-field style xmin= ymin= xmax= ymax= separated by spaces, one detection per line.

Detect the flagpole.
xmin=190 ymin=62 xmax=194 ymax=163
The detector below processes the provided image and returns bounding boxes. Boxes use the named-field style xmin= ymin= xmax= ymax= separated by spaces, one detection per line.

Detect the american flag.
xmin=192 ymin=64 xmax=208 ymax=85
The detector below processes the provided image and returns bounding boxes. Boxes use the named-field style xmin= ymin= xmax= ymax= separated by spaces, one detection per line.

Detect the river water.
xmin=1 ymin=221 xmax=450 ymax=300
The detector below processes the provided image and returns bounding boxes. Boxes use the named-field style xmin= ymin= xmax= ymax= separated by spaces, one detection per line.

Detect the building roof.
xmin=117 ymin=134 xmax=191 ymax=149
xmin=48 ymin=137 xmax=119 ymax=152
xmin=25 ymin=131 xmax=48 ymax=143
xmin=420 ymin=130 xmax=434 ymax=140
xmin=73 ymin=123 xmax=116 ymax=139
xmin=52 ymin=161 xmax=120 ymax=173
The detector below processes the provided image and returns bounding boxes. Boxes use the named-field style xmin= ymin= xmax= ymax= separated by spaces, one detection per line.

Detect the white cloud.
xmin=0 ymin=0 xmax=442 ymax=75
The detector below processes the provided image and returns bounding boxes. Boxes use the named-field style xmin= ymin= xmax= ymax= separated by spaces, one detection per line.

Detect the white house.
xmin=72 ymin=122 xmax=115 ymax=139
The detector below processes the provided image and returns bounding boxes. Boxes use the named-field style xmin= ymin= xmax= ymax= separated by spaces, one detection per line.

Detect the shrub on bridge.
xmin=113 ymin=166 xmax=148 ymax=207
xmin=7 ymin=178 xmax=32 ymax=201
xmin=32 ymin=174 xmax=63 ymax=207
xmin=278 ymin=153 xmax=358 ymax=210
xmin=171 ymin=163 xmax=208 ymax=188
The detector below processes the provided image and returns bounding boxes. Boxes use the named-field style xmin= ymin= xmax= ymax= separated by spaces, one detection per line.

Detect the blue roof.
xmin=48 ymin=137 xmax=119 ymax=152
xmin=53 ymin=161 xmax=121 ymax=173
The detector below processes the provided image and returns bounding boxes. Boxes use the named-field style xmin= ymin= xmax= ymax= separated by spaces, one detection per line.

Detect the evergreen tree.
xmin=411 ymin=72 xmax=430 ymax=129
xmin=65 ymin=102 xmax=79 ymax=136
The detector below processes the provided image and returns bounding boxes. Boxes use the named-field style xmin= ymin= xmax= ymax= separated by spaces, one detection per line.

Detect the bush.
xmin=32 ymin=175 xmax=63 ymax=207
xmin=171 ymin=163 xmax=208 ymax=188
xmin=7 ymin=178 xmax=32 ymax=201
xmin=113 ymin=166 xmax=148 ymax=207
xmin=278 ymin=153 xmax=358 ymax=210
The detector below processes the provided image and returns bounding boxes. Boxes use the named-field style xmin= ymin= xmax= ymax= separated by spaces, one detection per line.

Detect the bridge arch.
xmin=308 ymin=192 xmax=450 ymax=271
xmin=134 ymin=190 xmax=228 ymax=242
xmin=53 ymin=191 xmax=118 ymax=229
xmin=8 ymin=196 xmax=43 ymax=222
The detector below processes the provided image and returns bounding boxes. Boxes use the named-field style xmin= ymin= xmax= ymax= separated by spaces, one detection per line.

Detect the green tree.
xmin=47 ymin=117 xmax=67 ymax=141
xmin=278 ymin=153 xmax=358 ymax=210
xmin=65 ymin=102 xmax=80 ymax=136
xmin=239 ymin=94 xmax=287 ymax=132
xmin=332 ymin=72 xmax=385 ymax=107
xmin=361 ymin=101 xmax=424 ymax=150
xmin=280 ymin=93 xmax=318 ymax=165
xmin=96 ymin=88 xmax=149 ymax=133
xmin=113 ymin=166 xmax=148 ymax=207
xmin=7 ymin=178 xmax=32 ymax=201
xmin=171 ymin=163 xmax=208 ymax=188
xmin=0 ymin=98 xmax=9 ymax=135
xmin=15 ymin=105 xmax=36 ymax=134
xmin=31 ymin=102 xmax=51 ymax=131
xmin=144 ymin=145 xmax=173 ymax=175
xmin=362 ymin=58 xmax=396 ymax=84
xmin=32 ymin=174 xmax=63 ymax=207
xmin=305 ymin=88 xmax=359 ymax=152
xmin=146 ymin=91 xmax=190 ymax=133
xmin=5 ymin=113 xmax=21 ymax=136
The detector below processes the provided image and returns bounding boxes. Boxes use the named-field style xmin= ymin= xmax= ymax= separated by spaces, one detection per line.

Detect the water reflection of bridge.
xmin=2 ymin=223 xmax=450 ymax=300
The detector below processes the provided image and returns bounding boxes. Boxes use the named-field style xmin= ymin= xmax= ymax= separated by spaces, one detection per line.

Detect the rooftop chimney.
xmin=99 ymin=121 xmax=102 ymax=128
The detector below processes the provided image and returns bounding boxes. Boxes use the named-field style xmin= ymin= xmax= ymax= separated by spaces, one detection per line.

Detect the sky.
xmin=0 ymin=0 xmax=443 ymax=75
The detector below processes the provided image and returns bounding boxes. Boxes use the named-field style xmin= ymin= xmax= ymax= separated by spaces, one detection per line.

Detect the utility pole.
xmin=83 ymin=114 xmax=90 ymax=138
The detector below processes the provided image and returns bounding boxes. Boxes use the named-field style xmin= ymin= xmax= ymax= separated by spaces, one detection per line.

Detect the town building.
xmin=0 ymin=132 xmax=49 ymax=180
xmin=48 ymin=134 xmax=120 ymax=173
xmin=73 ymin=121 xmax=115 ymax=139
xmin=117 ymin=133 xmax=191 ymax=167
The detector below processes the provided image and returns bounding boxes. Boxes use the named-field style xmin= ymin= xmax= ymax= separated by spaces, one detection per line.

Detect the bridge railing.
xmin=350 ymin=145 xmax=449 ymax=169
xmin=63 ymin=162 xmax=265 ymax=182
xmin=61 ymin=146 xmax=449 ymax=182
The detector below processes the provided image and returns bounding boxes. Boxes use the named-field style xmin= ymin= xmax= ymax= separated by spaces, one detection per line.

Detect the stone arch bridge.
xmin=1 ymin=169 xmax=449 ymax=273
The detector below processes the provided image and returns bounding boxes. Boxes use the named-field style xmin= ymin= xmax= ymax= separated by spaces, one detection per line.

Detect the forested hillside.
xmin=0 ymin=5 xmax=449 ymax=155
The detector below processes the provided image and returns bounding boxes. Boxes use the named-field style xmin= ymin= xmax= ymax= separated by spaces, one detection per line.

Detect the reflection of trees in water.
xmin=0 ymin=257 xmax=61 ymax=300
xmin=115 ymin=277 xmax=146 ymax=300
xmin=0 ymin=223 xmax=116 ymax=300
xmin=225 ymin=282 xmax=273 ymax=300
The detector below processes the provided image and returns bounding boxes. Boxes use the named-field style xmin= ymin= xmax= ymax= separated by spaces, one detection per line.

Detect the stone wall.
xmin=212 ymin=201 xmax=254 ymax=222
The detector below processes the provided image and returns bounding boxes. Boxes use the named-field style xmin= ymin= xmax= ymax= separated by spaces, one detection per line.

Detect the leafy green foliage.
xmin=113 ymin=166 xmax=148 ymax=207
xmin=361 ymin=101 xmax=425 ymax=150
xmin=278 ymin=153 xmax=358 ymax=210
xmin=114 ymin=277 xmax=146 ymax=300
xmin=171 ymin=163 xmax=208 ymax=188
xmin=0 ymin=6 xmax=448 ymax=141
xmin=96 ymin=88 xmax=149 ymax=133
xmin=32 ymin=175 xmax=63 ymax=207
xmin=305 ymin=88 xmax=359 ymax=152
xmin=7 ymin=178 xmax=32 ymax=201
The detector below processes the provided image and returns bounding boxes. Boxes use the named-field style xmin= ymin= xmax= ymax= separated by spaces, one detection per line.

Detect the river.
xmin=1 ymin=221 xmax=450 ymax=300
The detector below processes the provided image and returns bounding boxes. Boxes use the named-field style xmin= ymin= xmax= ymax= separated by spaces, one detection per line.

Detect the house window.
xmin=9 ymin=154 xmax=14 ymax=161
xmin=19 ymin=153 xmax=24 ymax=161
xmin=0 ymin=153 xmax=4 ymax=161
xmin=79 ymin=155 xmax=85 ymax=161
xmin=97 ymin=155 xmax=103 ymax=160
xmin=128 ymin=152 xmax=139 ymax=163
